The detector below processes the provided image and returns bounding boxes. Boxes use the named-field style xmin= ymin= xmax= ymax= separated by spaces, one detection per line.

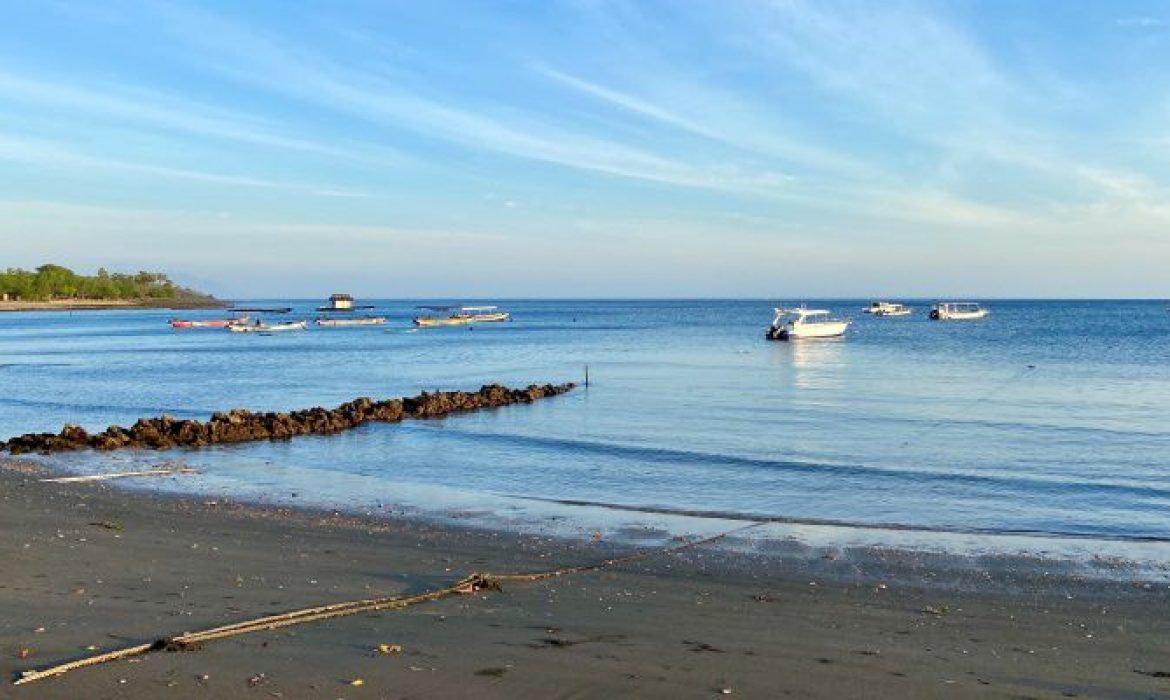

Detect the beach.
xmin=0 ymin=298 xmax=224 ymax=313
xmin=2 ymin=460 xmax=1168 ymax=699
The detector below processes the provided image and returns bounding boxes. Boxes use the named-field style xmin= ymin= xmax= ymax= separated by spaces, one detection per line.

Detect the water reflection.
xmin=771 ymin=337 xmax=847 ymax=390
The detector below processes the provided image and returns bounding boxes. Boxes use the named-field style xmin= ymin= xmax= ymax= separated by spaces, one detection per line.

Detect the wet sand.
xmin=2 ymin=460 xmax=1168 ymax=699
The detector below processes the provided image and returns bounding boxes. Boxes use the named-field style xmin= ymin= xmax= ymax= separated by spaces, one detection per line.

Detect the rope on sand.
xmin=13 ymin=523 xmax=763 ymax=686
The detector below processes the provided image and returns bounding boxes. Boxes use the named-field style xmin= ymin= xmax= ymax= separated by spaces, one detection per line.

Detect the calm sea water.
xmin=2 ymin=300 xmax=1169 ymax=558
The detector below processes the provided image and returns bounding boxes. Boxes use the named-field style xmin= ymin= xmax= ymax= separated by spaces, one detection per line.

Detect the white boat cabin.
xmin=930 ymin=302 xmax=988 ymax=320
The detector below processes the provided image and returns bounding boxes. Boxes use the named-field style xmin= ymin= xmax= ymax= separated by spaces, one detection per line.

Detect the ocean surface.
xmin=3 ymin=300 xmax=1169 ymax=568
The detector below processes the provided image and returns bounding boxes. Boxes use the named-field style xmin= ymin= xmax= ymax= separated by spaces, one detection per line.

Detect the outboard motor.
xmin=765 ymin=325 xmax=789 ymax=341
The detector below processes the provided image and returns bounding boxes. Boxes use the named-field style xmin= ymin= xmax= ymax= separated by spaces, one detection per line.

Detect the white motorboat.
xmin=863 ymin=301 xmax=912 ymax=316
xmin=227 ymin=320 xmax=308 ymax=333
xmin=929 ymin=302 xmax=988 ymax=320
xmin=766 ymin=307 xmax=850 ymax=340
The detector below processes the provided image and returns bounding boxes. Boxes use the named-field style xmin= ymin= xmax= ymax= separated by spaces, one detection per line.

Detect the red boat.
xmin=170 ymin=316 xmax=249 ymax=329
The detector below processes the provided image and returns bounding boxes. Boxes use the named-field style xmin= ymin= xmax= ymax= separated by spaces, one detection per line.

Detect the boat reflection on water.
xmin=770 ymin=336 xmax=847 ymax=390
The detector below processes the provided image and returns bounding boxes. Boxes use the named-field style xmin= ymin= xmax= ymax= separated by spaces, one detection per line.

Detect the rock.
xmin=2 ymin=383 xmax=576 ymax=454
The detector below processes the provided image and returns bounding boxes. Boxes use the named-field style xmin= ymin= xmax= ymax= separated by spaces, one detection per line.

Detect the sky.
xmin=1 ymin=0 xmax=1169 ymax=298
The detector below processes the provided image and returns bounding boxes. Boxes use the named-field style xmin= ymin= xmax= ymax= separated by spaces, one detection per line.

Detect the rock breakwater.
xmin=2 ymin=383 xmax=574 ymax=454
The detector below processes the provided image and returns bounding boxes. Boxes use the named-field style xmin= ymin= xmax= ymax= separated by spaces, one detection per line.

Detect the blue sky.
xmin=1 ymin=1 xmax=1169 ymax=297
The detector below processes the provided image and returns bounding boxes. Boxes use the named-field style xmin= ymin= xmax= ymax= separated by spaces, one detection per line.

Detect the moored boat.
xmin=413 ymin=305 xmax=511 ymax=327
xmin=227 ymin=320 xmax=308 ymax=333
xmin=170 ymin=315 xmax=249 ymax=329
xmin=315 ymin=316 xmax=386 ymax=327
xmin=766 ymin=307 xmax=850 ymax=340
xmin=862 ymin=301 xmax=912 ymax=316
xmin=929 ymin=302 xmax=988 ymax=320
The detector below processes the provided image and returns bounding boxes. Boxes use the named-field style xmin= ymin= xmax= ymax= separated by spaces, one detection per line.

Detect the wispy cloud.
xmin=1115 ymin=17 xmax=1164 ymax=28
xmin=0 ymin=133 xmax=367 ymax=196
xmin=1 ymin=0 xmax=1168 ymax=295
xmin=131 ymin=2 xmax=813 ymax=197
xmin=0 ymin=71 xmax=406 ymax=166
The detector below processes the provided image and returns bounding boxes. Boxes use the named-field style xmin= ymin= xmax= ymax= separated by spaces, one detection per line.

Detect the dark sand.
xmin=2 ymin=460 xmax=1168 ymax=699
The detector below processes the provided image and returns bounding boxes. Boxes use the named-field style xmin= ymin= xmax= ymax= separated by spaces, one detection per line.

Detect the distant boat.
xmin=170 ymin=315 xmax=249 ymax=329
xmin=929 ymin=302 xmax=989 ymax=320
xmin=862 ymin=301 xmax=912 ymax=316
xmin=316 ymin=293 xmax=375 ymax=312
xmin=413 ymin=305 xmax=511 ymax=327
xmin=766 ymin=307 xmax=850 ymax=340
xmin=227 ymin=320 xmax=308 ymax=333
xmin=315 ymin=316 xmax=386 ymax=327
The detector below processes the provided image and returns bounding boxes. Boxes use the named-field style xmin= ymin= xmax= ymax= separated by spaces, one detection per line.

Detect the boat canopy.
xmin=937 ymin=302 xmax=982 ymax=311
xmin=774 ymin=307 xmax=832 ymax=317
xmin=772 ymin=307 xmax=842 ymax=326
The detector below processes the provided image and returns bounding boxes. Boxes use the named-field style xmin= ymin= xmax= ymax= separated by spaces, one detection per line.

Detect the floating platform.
xmin=230 ymin=306 xmax=292 ymax=313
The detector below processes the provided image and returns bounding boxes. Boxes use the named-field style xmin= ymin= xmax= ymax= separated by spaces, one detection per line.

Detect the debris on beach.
xmin=39 ymin=468 xmax=197 ymax=483
xmin=12 ymin=525 xmax=757 ymax=687
xmin=3 ymin=383 xmax=576 ymax=454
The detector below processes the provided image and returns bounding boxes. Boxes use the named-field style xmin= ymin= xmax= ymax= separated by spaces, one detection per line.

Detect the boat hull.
xmin=228 ymin=321 xmax=308 ymax=333
xmin=413 ymin=312 xmax=510 ymax=327
xmin=171 ymin=316 xmax=248 ymax=329
xmin=766 ymin=321 xmax=849 ymax=340
xmin=315 ymin=317 xmax=386 ymax=327
xmin=929 ymin=309 xmax=989 ymax=320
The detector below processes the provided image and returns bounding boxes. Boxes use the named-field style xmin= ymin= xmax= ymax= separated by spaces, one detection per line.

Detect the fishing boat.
xmin=315 ymin=316 xmax=386 ymax=327
xmin=412 ymin=305 xmax=511 ymax=327
xmin=766 ymin=307 xmax=850 ymax=340
xmin=227 ymin=320 xmax=308 ymax=333
xmin=929 ymin=302 xmax=989 ymax=320
xmin=862 ymin=301 xmax=912 ymax=316
xmin=170 ymin=315 xmax=249 ymax=329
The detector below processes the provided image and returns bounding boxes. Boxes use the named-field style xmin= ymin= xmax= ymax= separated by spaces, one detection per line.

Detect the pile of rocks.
xmin=2 ymin=383 xmax=575 ymax=454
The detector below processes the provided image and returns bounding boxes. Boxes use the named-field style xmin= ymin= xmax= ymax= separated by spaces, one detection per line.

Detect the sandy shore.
xmin=0 ymin=298 xmax=224 ymax=312
xmin=2 ymin=461 xmax=1168 ymax=699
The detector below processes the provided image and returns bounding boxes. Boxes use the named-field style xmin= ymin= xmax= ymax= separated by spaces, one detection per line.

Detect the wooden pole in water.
xmin=584 ymin=364 xmax=589 ymax=388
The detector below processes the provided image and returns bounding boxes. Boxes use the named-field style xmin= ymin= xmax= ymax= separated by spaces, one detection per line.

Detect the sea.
xmin=2 ymin=300 xmax=1168 ymax=575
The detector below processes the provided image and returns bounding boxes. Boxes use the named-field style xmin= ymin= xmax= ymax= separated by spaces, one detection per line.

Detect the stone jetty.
xmin=2 ymin=383 xmax=574 ymax=454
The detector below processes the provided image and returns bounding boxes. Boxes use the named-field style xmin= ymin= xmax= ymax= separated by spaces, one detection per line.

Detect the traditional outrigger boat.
xmin=315 ymin=316 xmax=386 ymax=327
xmin=170 ymin=316 xmax=249 ymax=329
xmin=227 ymin=320 xmax=308 ymax=333
xmin=766 ymin=307 xmax=850 ymax=340
xmin=412 ymin=305 xmax=510 ymax=327
xmin=862 ymin=301 xmax=912 ymax=316
xmin=929 ymin=302 xmax=989 ymax=320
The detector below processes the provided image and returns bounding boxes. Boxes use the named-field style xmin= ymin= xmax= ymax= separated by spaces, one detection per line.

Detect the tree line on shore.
xmin=0 ymin=264 xmax=210 ymax=302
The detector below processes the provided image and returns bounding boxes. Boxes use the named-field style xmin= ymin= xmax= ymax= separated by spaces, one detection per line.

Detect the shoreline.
xmin=3 ymin=459 xmax=1169 ymax=698
xmin=0 ymin=298 xmax=226 ymax=313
